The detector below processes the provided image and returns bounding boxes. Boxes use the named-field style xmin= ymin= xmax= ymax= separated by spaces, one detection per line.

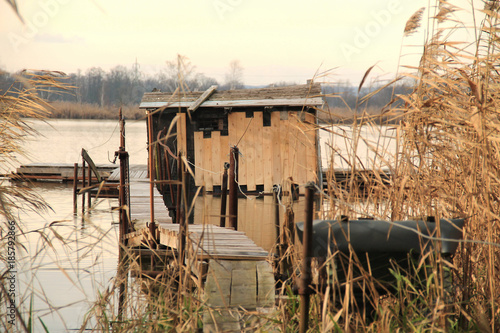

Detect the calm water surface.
xmin=2 ymin=119 xmax=397 ymax=332
xmin=3 ymin=119 xmax=147 ymax=332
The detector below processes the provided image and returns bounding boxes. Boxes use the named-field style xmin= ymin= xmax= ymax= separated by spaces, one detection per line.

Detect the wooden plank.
xmin=279 ymin=113 xmax=289 ymax=187
xmin=129 ymin=180 xmax=172 ymax=223
xmin=203 ymin=137 xmax=213 ymax=191
xmin=230 ymin=261 xmax=257 ymax=308
xmin=271 ymin=112 xmax=282 ymax=187
xmin=254 ymin=112 xmax=264 ymax=187
xmin=246 ymin=115 xmax=256 ymax=192
xmin=261 ymin=196 xmax=276 ymax=252
xmin=288 ymin=112 xmax=298 ymax=186
xmin=296 ymin=117 xmax=308 ymax=186
xmin=262 ymin=114 xmax=273 ymax=192
xmin=194 ymin=131 xmax=204 ymax=186
xmin=211 ymin=131 xmax=221 ymax=186
xmin=228 ymin=113 xmax=238 ymax=148
xmin=220 ymin=134 xmax=230 ymax=183
xmin=141 ymin=97 xmax=323 ymax=109
xmin=204 ymin=260 xmax=232 ymax=307
xmin=256 ymin=261 xmax=275 ymax=307
xmin=188 ymin=85 xmax=217 ymax=112
xmin=235 ymin=112 xmax=247 ymax=187
xmin=305 ymin=112 xmax=318 ymax=182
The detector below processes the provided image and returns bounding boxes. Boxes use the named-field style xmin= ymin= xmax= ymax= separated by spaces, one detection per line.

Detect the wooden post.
xmin=116 ymin=107 xmax=128 ymax=322
xmin=219 ymin=162 xmax=229 ymax=227
xmin=81 ymin=159 xmax=86 ymax=214
xmin=228 ymin=146 xmax=239 ymax=230
xmin=178 ymin=169 xmax=189 ymax=266
xmin=176 ymin=152 xmax=183 ymax=224
xmin=116 ymin=108 xmax=129 ymax=246
xmin=273 ymin=185 xmax=281 ymax=259
xmin=118 ymin=151 xmax=129 ymax=245
xmin=299 ymin=183 xmax=315 ymax=333
xmin=282 ymin=206 xmax=295 ymax=277
xmin=73 ymin=163 xmax=78 ymax=214
xmin=87 ymin=163 xmax=92 ymax=209
xmin=147 ymin=111 xmax=155 ymax=228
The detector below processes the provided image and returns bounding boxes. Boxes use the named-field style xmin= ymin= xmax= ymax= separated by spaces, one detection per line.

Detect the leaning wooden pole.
xmin=228 ymin=146 xmax=239 ymax=230
xmin=299 ymin=183 xmax=315 ymax=333
xmin=147 ymin=111 xmax=156 ymax=246
xmin=219 ymin=162 xmax=229 ymax=227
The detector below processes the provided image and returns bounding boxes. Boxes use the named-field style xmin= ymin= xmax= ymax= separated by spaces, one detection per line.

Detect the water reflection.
xmin=8 ymin=182 xmax=120 ymax=332
xmin=194 ymin=194 xmax=307 ymax=252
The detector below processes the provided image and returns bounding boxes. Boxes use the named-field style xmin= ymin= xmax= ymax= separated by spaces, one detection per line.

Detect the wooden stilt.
xmin=228 ymin=146 xmax=239 ymax=230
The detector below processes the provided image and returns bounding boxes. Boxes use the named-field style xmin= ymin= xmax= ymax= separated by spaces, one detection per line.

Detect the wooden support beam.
xmin=188 ymin=85 xmax=217 ymax=113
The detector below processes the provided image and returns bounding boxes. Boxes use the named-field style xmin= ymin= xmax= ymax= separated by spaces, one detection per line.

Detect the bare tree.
xmin=224 ymin=60 xmax=244 ymax=90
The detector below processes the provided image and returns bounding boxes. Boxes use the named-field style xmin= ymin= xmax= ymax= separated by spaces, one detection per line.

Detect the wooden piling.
xmin=87 ymin=163 xmax=92 ymax=209
xmin=117 ymin=108 xmax=130 ymax=245
xmin=282 ymin=205 xmax=295 ymax=276
xmin=176 ymin=153 xmax=182 ymax=224
xmin=147 ymin=110 xmax=155 ymax=228
xmin=116 ymin=107 xmax=128 ymax=322
xmin=81 ymin=159 xmax=86 ymax=214
xmin=228 ymin=146 xmax=239 ymax=230
xmin=299 ymin=183 xmax=315 ymax=333
xmin=220 ymin=163 xmax=229 ymax=227
xmin=73 ymin=163 xmax=78 ymax=214
xmin=273 ymin=185 xmax=281 ymax=263
xmin=179 ymin=170 xmax=189 ymax=266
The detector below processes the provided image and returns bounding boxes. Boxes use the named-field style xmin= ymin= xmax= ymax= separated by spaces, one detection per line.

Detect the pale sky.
xmin=0 ymin=0 xmax=478 ymax=86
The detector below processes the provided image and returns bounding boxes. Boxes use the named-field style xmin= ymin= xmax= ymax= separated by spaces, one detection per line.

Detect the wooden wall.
xmin=194 ymin=111 xmax=317 ymax=192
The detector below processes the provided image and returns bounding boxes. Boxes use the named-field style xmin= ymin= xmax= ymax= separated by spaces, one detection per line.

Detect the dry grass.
xmin=2 ymin=1 xmax=500 ymax=332
xmin=49 ymin=101 xmax=144 ymax=120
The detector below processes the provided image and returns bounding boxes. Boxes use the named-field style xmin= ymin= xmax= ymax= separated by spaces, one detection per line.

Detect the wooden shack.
xmin=139 ymin=84 xmax=322 ymax=213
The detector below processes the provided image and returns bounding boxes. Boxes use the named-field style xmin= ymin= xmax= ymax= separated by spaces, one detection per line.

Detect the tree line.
xmin=0 ymin=56 xmax=245 ymax=108
xmin=0 ymin=57 xmax=411 ymax=115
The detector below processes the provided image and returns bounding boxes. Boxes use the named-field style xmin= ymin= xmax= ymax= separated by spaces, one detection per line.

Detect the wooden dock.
xmin=8 ymin=163 xmax=117 ymax=181
xmin=125 ymin=174 xmax=274 ymax=332
xmin=128 ymin=179 xmax=172 ymax=224
xmin=126 ymin=222 xmax=274 ymax=332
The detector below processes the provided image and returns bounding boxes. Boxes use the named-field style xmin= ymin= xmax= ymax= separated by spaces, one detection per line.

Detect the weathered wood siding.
xmin=193 ymin=111 xmax=317 ymax=191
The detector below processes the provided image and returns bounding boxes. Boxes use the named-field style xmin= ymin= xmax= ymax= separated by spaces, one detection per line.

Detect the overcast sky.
xmin=0 ymin=0 xmax=478 ymax=86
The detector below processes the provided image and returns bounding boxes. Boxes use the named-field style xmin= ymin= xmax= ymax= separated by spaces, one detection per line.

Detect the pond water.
xmin=0 ymin=118 xmax=398 ymax=332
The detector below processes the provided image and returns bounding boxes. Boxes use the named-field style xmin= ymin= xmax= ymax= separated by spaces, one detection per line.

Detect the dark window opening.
xmin=256 ymin=184 xmax=264 ymax=192
xmin=245 ymin=110 xmax=254 ymax=118
xmin=263 ymin=111 xmax=271 ymax=127
xmin=195 ymin=112 xmax=228 ymax=135
xmin=203 ymin=130 xmax=211 ymax=138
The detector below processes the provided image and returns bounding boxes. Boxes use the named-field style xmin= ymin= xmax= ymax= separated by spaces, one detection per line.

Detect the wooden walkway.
xmin=108 ymin=164 xmax=149 ymax=182
xmin=7 ymin=163 xmax=117 ymax=181
xmin=126 ymin=222 xmax=274 ymax=332
xmin=125 ymin=176 xmax=274 ymax=332
xmin=128 ymin=179 xmax=172 ymax=224
xmin=126 ymin=223 xmax=268 ymax=260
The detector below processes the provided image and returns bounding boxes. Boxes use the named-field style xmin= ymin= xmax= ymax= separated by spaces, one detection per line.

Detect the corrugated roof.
xmin=140 ymin=83 xmax=323 ymax=109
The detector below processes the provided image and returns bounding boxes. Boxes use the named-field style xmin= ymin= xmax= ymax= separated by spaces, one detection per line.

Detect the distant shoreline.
xmin=46 ymin=101 xmax=401 ymax=124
